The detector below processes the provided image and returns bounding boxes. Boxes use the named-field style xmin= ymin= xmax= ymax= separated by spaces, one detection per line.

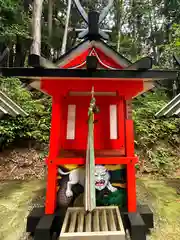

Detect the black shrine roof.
xmin=1 ymin=67 xmax=177 ymax=81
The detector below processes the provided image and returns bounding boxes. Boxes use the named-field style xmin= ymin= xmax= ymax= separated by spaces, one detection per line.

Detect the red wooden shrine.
xmin=40 ymin=40 xmax=153 ymax=215
xmin=0 ymin=3 xmax=177 ymax=238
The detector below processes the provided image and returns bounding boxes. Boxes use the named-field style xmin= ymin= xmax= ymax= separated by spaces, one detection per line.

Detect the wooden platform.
xmin=55 ymin=149 xmax=138 ymax=165
xmin=60 ymin=207 xmax=126 ymax=240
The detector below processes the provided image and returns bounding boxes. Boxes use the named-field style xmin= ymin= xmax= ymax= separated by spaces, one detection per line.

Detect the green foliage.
xmin=0 ymin=0 xmax=30 ymax=42
xmin=0 ymin=78 xmax=51 ymax=146
xmin=39 ymin=150 xmax=49 ymax=161
xmin=160 ymin=24 xmax=180 ymax=68
xmin=133 ymin=90 xmax=180 ymax=174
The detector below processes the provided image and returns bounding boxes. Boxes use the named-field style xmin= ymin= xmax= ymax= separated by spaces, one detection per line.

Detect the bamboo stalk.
xmin=84 ymin=94 xmax=96 ymax=212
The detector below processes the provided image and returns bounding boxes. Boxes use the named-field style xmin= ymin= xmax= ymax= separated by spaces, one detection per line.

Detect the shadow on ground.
xmin=164 ymin=178 xmax=180 ymax=195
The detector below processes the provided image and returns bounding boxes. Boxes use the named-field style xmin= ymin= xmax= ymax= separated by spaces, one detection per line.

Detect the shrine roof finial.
xmin=73 ymin=0 xmax=114 ymax=40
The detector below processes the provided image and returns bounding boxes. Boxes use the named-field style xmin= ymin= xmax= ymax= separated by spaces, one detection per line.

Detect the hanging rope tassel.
xmin=85 ymin=89 xmax=97 ymax=212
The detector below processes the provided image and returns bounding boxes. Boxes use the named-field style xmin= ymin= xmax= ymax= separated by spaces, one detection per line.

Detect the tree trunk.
xmin=9 ymin=48 xmax=14 ymax=67
xmin=164 ymin=0 xmax=170 ymax=43
xmin=41 ymin=42 xmax=51 ymax=58
xmin=48 ymin=0 xmax=53 ymax=39
xmin=0 ymin=41 xmax=9 ymax=68
xmin=14 ymin=36 xmax=27 ymax=67
xmin=60 ymin=0 xmax=72 ymax=56
xmin=30 ymin=0 xmax=44 ymax=56
xmin=116 ymin=0 xmax=123 ymax=53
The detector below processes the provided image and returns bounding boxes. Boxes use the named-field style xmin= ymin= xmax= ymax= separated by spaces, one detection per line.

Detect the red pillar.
xmin=117 ymin=98 xmax=125 ymax=150
xmin=125 ymin=119 xmax=137 ymax=212
xmin=45 ymin=96 xmax=62 ymax=214
xmin=45 ymin=164 xmax=57 ymax=214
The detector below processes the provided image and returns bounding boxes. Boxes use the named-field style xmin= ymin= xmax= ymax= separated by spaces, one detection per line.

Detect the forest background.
xmin=0 ymin=0 xmax=180 ymax=178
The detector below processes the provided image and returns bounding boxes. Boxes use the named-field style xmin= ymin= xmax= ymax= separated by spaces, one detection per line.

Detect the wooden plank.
xmin=101 ymin=210 xmax=108 ymax=231
xmin=77 ymin=211 xmax=84 ymax=232
xmin=115 ymin=207 xmax=124 ymax=231
xmin=126 ymin=100 xmax=132 ymax=120
xmin=59 ymin=149 xmax=125 ymax=158
xmin=85 ymin=212 xmax=92 ymax=232
xmin=69 ymin=91 xmax=117 ymax=96
xmin=69 ymin=211 xmax=77 ymax=232
xmin=60 ymin=231 xmax=125 ymax=240
xmin=60 ymin=210 xmax=70 ymax=233
xmin=109 ymin=209 xmax=116 ymax=231
xmin=61 ymin=232 xmax=125 ymax=236
xmin=55 ymin=156 xmax=138 ymax=165
xmin=67 ymin=206 xmax=120 ymax=211
xmin=93 ymin=209 xmax=100 ymax=232
xmin=60 ymin=207 xmax=126 ymax=240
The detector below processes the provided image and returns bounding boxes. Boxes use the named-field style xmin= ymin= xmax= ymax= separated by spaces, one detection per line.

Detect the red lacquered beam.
xmin=54 ymin=156 xmax=138 ymax=165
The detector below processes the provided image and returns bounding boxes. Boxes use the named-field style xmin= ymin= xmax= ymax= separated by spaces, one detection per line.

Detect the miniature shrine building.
xmin=2 ymin=38 xmax=177 ymax=215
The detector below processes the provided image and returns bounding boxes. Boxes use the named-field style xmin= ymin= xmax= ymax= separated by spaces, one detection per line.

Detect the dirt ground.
xmin=0 ymin=148 xmax=46 ymax=181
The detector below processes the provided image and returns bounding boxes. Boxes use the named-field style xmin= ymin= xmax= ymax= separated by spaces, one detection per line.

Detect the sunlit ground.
xmin=137 ymin=177 xmax=180 ymax=240
xmin=0 ymin=177 xmax=179 ymax=240
xmin=0 ymin=180 xmax=45 ymax=240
